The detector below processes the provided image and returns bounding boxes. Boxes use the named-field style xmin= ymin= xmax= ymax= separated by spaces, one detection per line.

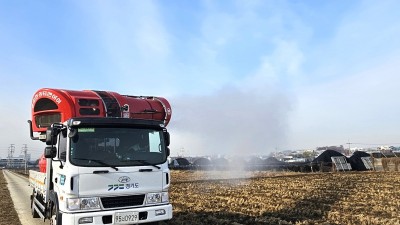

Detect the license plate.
xmin=114 ymin=211 xmax=139 ymax=224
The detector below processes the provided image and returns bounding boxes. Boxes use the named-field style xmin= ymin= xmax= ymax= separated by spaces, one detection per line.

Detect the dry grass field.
xmin=163 ymin=170 xmax=400 ymax=225
xmin=2 ymin=170 xmax=399 ymax=225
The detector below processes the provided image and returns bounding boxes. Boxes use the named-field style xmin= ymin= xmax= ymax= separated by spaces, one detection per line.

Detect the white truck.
xmin=28 ymin=88 xmax=173 ymax=225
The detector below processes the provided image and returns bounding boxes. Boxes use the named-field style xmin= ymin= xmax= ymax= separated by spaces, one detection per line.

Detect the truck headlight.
xmin=67 ymin=197 xmax=100 ymax=210
xmin=147 ymin=192 xmax=169 ymax=204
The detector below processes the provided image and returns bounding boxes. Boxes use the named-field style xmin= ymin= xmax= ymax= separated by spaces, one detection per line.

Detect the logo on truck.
xmin=108 ymin=183 xmax=139 ymax=191
xmin=118 ymin=176 xmax=131 ymax=183
xmin=107 ymin=176 xmax=139 ymax=191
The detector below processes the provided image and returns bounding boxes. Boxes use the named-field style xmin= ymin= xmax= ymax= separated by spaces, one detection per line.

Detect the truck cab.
xmin=29 ymin=88 xmax=172 ymax=225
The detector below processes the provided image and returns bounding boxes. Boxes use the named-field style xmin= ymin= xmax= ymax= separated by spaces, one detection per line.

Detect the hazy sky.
xmin=1 ymin=0 xmax=400 ymax=159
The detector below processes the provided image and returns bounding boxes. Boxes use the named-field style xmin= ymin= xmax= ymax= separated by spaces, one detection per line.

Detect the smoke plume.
xmin=169 ymin=85 xmax=294 ymax=157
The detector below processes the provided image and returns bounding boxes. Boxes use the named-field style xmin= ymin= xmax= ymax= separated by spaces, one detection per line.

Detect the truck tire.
xmin=31 ymin=196 xmax=40 ymax=218
xmin=49 ymin=202 xmax=62 ymax=225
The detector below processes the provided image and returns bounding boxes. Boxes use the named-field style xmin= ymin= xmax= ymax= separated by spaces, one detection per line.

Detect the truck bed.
xmin=29 ymin=170 xmax=46 ymax=195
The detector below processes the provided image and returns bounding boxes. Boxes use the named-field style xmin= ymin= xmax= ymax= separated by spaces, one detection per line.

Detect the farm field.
xmin=162 ymin=170 xmax=400 ymax=225
xmin=2 ymin=170 xmax=400 ymax=225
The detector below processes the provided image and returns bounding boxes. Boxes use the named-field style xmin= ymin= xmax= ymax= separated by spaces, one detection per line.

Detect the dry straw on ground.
xmin=163 ymin=170 xmax=400 ymax=225
xmin=381 ymin=157 xmax=400 ymax=171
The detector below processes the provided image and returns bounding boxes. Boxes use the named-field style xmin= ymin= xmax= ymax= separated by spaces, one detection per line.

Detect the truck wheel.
xmin=49 ymin=202 xmax=62 ymax=225
xmin=31 ymin=196 xmax=40 ymax=218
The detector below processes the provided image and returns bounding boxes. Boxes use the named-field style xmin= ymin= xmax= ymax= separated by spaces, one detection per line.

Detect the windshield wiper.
xmin=121 ymin=159 xmax=161 ymax=169
xmin=73 ymin=158 xmax=119 ymax=171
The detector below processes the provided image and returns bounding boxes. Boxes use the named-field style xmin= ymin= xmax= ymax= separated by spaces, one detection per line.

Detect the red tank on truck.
xmin=28 ymin=88 xmax=172 ymax=225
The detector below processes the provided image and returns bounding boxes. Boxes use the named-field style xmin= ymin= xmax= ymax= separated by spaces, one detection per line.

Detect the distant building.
xmin=0 ymin=154 xmax=31 ymax=168
xmin=377 ymin=146 xmax=398 ymax=151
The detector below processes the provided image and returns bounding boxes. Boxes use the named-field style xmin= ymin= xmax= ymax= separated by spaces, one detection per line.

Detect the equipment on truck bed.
xmin=30 ymin=88 xmax=171 ymax=133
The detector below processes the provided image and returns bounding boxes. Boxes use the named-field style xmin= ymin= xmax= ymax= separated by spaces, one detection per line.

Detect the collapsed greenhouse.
xmin=168 ymin=149 xmax=397 ymax=172
xmin=349 ymin=151 xmax=372 ymax=171
xmin=168 ymin=156 xmax=310 ymax=171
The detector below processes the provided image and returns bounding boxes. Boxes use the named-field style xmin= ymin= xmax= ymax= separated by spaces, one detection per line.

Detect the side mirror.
xmin=44 ymin=146 xmax=57 ymax=158
xmin=46 ymin=127 xmax=58 ymax=145
xmin=166 ymin=147 xmax=170 ymax=157
xmin=164 ymin=131 xmax=170 ymax=147
xmin=68 ymin=128 xmax=77 ymax=138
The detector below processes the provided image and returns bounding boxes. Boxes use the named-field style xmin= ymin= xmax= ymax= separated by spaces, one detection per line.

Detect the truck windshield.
xmin=69 ymin=127 xmax=167 ymax=167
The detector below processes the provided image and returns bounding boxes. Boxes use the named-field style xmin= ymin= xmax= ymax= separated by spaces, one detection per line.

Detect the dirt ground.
xmin=0 ymin=170 xmax=21 ymax=225
xmin=164 ymin=170 xmax=400 ymax=225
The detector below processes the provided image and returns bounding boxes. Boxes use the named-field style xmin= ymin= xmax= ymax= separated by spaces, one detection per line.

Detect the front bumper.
xmin=61 ymin=204 xmax=172 ymax=224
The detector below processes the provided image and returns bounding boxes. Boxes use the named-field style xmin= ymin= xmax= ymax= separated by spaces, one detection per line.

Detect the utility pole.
xmin=7 ymin=144 xmax=15 ymax=168
xmin=22 ymin=144 xmax=28 ymax=173
xmin=178 ymin=147 xmax=185 ymax=157
xmin=346 ymin=141 xmax=352 ymax=156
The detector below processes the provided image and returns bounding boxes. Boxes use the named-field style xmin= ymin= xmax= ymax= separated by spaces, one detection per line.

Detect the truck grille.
xmin=101 ymin=195 xmax=145 ymax=209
